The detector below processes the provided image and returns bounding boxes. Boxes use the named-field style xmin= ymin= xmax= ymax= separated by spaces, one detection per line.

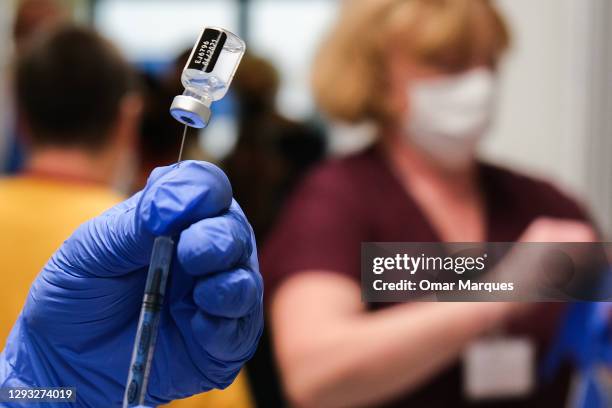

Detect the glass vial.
xmin=170 ymin=27 xmax=246 ymax=128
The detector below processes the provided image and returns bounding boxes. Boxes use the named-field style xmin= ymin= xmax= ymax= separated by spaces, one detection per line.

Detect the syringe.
xmin=122 ymin=26 xmax=245 ymax=407
xmin=122 ymin=126 xmax=187 ymax=408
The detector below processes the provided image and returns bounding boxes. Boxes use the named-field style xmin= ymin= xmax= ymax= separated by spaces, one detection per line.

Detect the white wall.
xmin=483 ymin=0 xmax=612 ymax=235
xmin=483 ymin=0 xmax=583 ymax=193
xmin=95 ymin=0 xmax=239 ymax=62
xmin=247 ymin=0 xmax=340 ymax=120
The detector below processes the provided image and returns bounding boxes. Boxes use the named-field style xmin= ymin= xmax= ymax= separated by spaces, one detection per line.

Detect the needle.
xmin=177 ymin=124 xmax=188 ymax=162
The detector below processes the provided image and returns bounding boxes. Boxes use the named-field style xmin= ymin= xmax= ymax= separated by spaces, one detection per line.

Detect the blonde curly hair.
xmin=312 ymin=0 xmax=510 ymax=123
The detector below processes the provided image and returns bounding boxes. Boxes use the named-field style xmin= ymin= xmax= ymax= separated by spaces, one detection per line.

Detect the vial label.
xmin=187 ymin=28 xmax=228 ymax=73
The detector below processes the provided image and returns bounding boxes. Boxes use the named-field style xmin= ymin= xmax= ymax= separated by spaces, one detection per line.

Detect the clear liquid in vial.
xmin=170 ymin=27 xmax=245 ymax=128
xmin=182 ymin=28 xmax=245 ymax=103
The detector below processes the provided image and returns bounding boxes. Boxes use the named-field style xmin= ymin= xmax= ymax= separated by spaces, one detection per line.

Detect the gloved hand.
xmin=0 ymin=161 xmax=263 ymax=407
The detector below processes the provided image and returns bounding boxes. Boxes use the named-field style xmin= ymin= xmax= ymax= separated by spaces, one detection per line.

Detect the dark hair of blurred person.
xmin=262 ymin=0 xmax=597 ymax=407
xmin=134 ymin=72 xmax=184 ymax=189
xmin=0 ymin=25 xmax=140 ymax=349
xmin=4 ymin=0 xmax=68 ymax=174
xmin=137 ymin=50 xmax=325 ymax=240
xmin=223 ymin=52 xmax=325 ymax=242
xmin=16 ymin=26 xmax=139 ymax=159
xmin=133 ymin=48 xmax=207 ymax=191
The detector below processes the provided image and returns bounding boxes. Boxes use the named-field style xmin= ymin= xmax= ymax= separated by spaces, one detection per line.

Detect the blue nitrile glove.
xmin=0 ymin=161 xmax=263 ymax=407
xmin=543 ymin=301 xmax=612 ymax=408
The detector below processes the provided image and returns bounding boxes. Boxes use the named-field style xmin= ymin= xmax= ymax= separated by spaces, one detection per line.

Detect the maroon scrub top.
xmin=262 ymin=146 xmax=588 ymax=408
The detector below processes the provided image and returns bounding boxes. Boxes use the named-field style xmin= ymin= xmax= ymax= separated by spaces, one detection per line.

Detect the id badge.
xmin=463 ymin=337 xmax=535 ymax=400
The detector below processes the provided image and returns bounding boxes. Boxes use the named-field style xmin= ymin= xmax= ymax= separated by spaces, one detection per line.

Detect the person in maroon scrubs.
xmin=262 ymin=1 xmax=598 ymax=407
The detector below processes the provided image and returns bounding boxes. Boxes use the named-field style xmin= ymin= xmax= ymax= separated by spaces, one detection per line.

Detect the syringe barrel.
xmin=123 ymin=236 xmax=174 ymax=408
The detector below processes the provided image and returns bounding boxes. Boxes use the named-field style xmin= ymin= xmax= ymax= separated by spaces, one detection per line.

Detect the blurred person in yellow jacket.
xmin=0 ymin=24 xmax=253 ymax=408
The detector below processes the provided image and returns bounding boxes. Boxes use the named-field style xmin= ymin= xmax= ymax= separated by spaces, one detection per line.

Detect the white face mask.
xmin=403 ymin=67 xmax=497 ymax=169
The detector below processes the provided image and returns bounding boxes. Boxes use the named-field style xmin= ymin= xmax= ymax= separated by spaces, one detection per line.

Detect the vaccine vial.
xmin=170 ymin=27 xmax=246 ymax=128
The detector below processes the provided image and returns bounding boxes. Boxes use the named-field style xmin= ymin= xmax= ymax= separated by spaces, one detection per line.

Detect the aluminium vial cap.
xmin=169 ymin=95 xmax=212 ymax=128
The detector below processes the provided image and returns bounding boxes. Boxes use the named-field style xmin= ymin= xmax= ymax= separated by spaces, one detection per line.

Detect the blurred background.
xmin=0 ymin=0 xmax=611 ymax=235
xmin=0 ymin=1 xmax=611 ymax=407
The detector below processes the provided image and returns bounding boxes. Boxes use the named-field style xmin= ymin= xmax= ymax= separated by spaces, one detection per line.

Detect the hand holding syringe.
xmin=123 ymin=27 xmax=246 ymax=407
